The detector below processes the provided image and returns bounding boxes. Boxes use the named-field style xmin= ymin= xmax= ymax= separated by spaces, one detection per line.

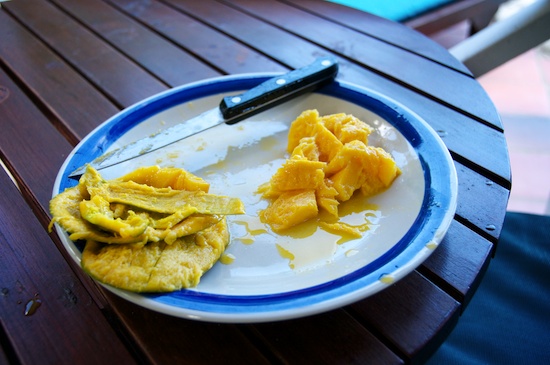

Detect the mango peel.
xmin=49 ymin=165 xmax=243 ymax=292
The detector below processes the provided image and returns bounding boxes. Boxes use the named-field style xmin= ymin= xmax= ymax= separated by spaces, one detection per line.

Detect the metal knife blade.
xmin=68 ymin=57 xmax=338 ymax=179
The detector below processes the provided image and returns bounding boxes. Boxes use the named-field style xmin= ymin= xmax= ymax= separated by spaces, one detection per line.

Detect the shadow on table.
xmin=426 ymin=211 xmax=550 ymax=364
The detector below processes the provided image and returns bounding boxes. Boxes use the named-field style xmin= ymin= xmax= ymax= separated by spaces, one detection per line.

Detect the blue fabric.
xmin=327 ymin=0 xmax=455 ymax=21
xmin=426 ymin=212 xmax=550 ymax=364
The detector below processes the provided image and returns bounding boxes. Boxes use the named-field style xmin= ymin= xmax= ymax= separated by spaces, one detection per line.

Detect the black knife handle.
xmin=220 ymin=57 xmax=339 ymax=124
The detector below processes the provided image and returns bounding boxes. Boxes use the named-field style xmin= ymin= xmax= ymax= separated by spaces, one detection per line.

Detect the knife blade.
xmin=68 ymin=57 xmax=339 ymax=179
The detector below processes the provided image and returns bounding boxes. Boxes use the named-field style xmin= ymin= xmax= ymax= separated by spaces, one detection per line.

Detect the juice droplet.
xmin=233 ymin=218 xmax=269 ymax=245
xmin=24 ymin=298 xmax=42 ymax=316
xmin=426 ymin=241 xmax=438 ymax=250
xmin=276 ymin=244 xmax=295 ymax=269
xmin=220 ymin=253 xmax=236 ymax=265
xmin=345 ymin=249 xmax=359 ymax=257
xmin=378 ymin=274 xmax=394 ymax=284
xmin=237 ymin=235 xmax=255 ymax=245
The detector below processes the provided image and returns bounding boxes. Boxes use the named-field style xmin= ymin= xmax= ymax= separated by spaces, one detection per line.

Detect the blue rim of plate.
xmin=53 ymin=74 xmax=457 ymax=323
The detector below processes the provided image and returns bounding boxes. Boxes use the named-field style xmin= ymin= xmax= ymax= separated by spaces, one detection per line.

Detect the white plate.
xmin=53 ymin=74 xmax=457 ymax=323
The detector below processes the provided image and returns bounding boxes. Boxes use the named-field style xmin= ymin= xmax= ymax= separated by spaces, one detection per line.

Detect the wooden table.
xmin=0 ymin=1 xmax=511 ymax=364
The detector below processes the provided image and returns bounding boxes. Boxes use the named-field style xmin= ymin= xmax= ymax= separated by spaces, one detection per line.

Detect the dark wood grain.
xmin=0 ymin=68 xmax=73 ymax=217
xmin=162 ymin=0 xmax=333 ymax=69
xmin=0 ymin=169 xmax=136 ymax=365
xmin=419 ymin=220 xmax=493 ymax=308
xmin=454 ymin=160 xmax=510 ymax=242
xmin=104 ymin=292 xmax=272 ymax=364
xmin=0 ymin=11 xmax=119 ymax=141
xmin=284 ymin=0 xmax=472 ymax=75
xmin=107 ymin=0 xmax=288 ymax=74
xmin=350 ymin=272 xmax=460 ymax=364
xmin=251 ymin=310 xmax=405 ymax=364
xmin=51 ymin=0 xmax=221 ymax=87
xmin=4 ymin=0 xmax=168 ymax=108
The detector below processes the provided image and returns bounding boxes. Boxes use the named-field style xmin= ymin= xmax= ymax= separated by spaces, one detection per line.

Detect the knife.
xmin=68 ymin=57 xmax=339 ymax=179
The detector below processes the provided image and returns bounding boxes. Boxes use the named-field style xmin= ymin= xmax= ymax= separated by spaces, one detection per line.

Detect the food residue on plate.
xmin=49 ymin=165 xmax=244 ymax=292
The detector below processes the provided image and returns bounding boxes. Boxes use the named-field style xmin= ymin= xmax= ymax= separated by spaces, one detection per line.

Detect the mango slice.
xmin=259 ymin=190 xmax=318 ymax=232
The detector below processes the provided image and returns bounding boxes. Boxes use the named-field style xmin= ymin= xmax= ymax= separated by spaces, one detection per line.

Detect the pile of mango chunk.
xmin=259 ymin=109 xmax=400 ymax=234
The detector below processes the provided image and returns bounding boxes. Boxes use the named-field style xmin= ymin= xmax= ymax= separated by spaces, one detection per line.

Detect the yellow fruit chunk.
xmin=321 ymin=113 xmax=373 ymax=145
xmin=319 ymin=221 xmax=363 ymax=239
xmin=287 ymin=110 xmax=342 ymax=162
xmin=269 ymin=158 xmax=325 ymax=192
xmin=259 ymin=190 xmax=318 ymax=232
xmin=260 ymin=109 xmax=399 ymax=233
xmin=287 ymin=109 xmax=320 ymax=152
xmin=291 ymin=136 xmax=320 ymax=161
xmin=326 ymin=141 xmax=400 ymax=199
xmin=315 ymin=178 xmax=339 ymax=219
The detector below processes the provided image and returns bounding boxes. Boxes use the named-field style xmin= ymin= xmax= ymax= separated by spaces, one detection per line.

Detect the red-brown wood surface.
xmin=0 ymin=164 xmax=136 ymax=364
xmin=0 ymin=1 xmax=509 ymax=364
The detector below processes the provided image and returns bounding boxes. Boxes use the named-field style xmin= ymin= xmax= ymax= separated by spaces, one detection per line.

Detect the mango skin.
xmin=50 ymin=165 xmax=241 ymax=292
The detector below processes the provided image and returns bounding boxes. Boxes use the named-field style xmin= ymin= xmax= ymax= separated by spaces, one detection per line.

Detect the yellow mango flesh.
xmin=260 ymin=190 xmax=318 ymax=232
xmin=321 ymin=113 xmax=373 ymax=145
xmin=260 ymin=109 xmax=400 ymax=232
xmin=269 ymin=158 xmax=325 ymax=192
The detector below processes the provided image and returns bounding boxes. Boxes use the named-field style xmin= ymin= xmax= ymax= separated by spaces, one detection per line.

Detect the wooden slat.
xmin=0 ymin=11 xmax=118 ymax=141
xmin=104 ymin=292 xmax=272 ymax=364
xmin=51 ymin=0 xmax=220 ymax=87
xmin=0 ymin=169 xmax=136 ymax=365
xmin=454 ymin=160 xmax=510 ymax=242
xmin=419 ymin=220 xmax=493 ymax=307
xmin=106 ymin=0 xmax=288 ymax=74
xmin=251 ymin=310 xmax=404 ymax=364
xmin=284 ymin=0 xmax=472 ymax=74
xmin=349 ymin=271 xmax=460 ymax=364
xmin=4 ymin=0 xmax=168 ymax=108
xmin=0 ymin=62 xmax=112 ymax=310
xmin=217 ymin=0 xmax=503 ymax=130
xmin=0 ymin=68 xmax=74 ymax=216
xmin=159 ymin=0 xmax=329 ymax=69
